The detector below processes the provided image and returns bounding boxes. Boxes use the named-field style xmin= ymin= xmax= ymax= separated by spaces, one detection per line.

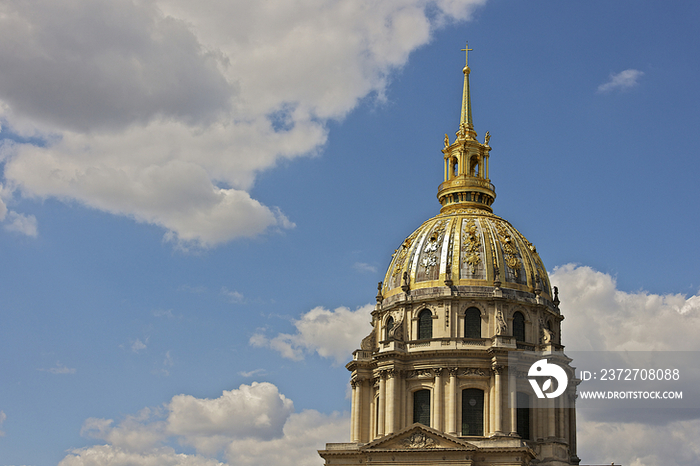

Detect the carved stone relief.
xmin=401 ymin=432 xmax=438 ymax=449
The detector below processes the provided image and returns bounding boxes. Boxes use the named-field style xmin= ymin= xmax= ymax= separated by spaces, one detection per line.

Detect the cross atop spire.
xmin=461 ymin=42 xmax=473 ymax=67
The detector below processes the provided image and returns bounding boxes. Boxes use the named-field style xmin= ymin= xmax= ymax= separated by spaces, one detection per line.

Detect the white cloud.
xmin=0 ymin=0 xmax=486 ymax=247
xmin=239 ymin=368 xmax=267 ymax=378
xmin=2 ymin=210 xmax=37 ymax=237
xmin=577 ymin=417 xmax=700 ymax=466
xmin=550 ymin=263 xmax=700 ymax=351
xmin=224 ymin=410 xmax=348 ymax=466
xmin=353 ymin=262 xmax=378 ymax=273
xmin=131 ymin=338 xmax=148 ymax=353
xmin=81 ymin=409 xmax=166 ymax=453
xmin=250 ymin=304 xmax=374 ymax=365
xmin=59 ymin=445 xmax=225 ymax=466
xmin=152 ymin=309 xmax=176 ymax=319
xmin=60 ymin=382 xmax=349 ymax=466
xmin=597 ymin=69 xmax=644 ymax=93
xmin=167 ymin=383 xmax=294 ymax=448
xmin=551 ymin=264 xmax=700 ymax=466
xmin=38 ymin=361 xmax=77 ymax=374
xmin=221 ymin=287 xmax=244 ymax=303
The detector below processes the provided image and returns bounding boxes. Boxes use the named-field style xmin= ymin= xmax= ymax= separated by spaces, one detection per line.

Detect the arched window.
xmin=464 ymin=307 xmax=481 ymax=339
xmin=461 ymin=388 xmax=484 ymax=436
xmin=513 ymin=311 xmax=525 ymax=342
xmin=516 ymin=392 xmax=530 ymax=439
xmin=417 ymin=310 xmax=432 ymax=340
xmin=385 ymin=316 xmax=394 ymax=340
xmin=451 ymin=157 xmax=458 ymax=178
xmin=413 ymin=389 xmax=431 ymax=426
xmin=469 ymin=156 xmax=479 ymax=177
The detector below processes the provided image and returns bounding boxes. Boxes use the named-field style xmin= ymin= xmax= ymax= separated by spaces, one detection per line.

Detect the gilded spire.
xmin=458 ymin=42 xmax=476 ymax=140
xmin=438 ymin=43 xmax=495 ymax=213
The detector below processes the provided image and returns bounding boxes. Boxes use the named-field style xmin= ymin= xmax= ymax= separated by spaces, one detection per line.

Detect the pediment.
xmin=362 ymin=424 xmax=478 ymax=451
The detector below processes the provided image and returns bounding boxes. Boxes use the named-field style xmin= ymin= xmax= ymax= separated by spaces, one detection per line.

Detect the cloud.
xmin=81 ymin=409 xmax=166 ymax=453
xmin=250 ymin=304 xmax=374 ymax=365
xmin=0 ymin=0 xmax=486 ymax=247
xmin=551 ymin=264 xmax=700 ymax=466
xmin=353 ymin=262 xmax=378 ymax=273
xmin=38 ymin=362 xmax=77 ymax=374
xmin=59 ymin=445 xmax=225 ymax=466
xmin=152 ymin=309 xmax=176 ymax=319
xmin=597 ymin=69 xmax=644 ymax=93
xmin=0 ymin=410 xmax=6 ymax=437
xmin=60 ymin=382 xmax=349 ymax=466
xmin=239 ymin=368 xmax=267 ymax=378
xmin=131 ymin=338 xmax=148 ymax=353
xmin=221 ymin=287 xmax=244 ymax=303
xmin=577 ymin=417 xmax=700 ymax=466
xmin=550 ymin=263 xmax=700 ymax=351
xmin=2 ymin=210 xmax=38 ymax=237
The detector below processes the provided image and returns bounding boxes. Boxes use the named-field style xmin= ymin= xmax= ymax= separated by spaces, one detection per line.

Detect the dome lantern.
xmin=439 ymin=42 xmax=496 ymax=213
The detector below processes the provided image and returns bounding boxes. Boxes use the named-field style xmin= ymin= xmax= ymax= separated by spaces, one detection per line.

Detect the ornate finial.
xmin=553 ymin=286 xmax=560 ymax=307
xmin=484 ymin=131 xmax=490 ymax=145
xmin=534 ymin=273 xmax=542 ymax=296
xmin=401 ymin=271 xmax=410 ymax=292
xmin=458 ymin=41 xmax=475 ymax=139
xmin=444 ymin=133 xmax=449 ymax=148
xmin=376 ymin=281 xmax=383 ymax=303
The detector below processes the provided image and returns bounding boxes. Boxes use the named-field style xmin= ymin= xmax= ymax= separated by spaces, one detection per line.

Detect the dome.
xmin=378 ymin=47 xmax=554 ymax=307
xmin=381 ymin=207 xmax=552 ymax=303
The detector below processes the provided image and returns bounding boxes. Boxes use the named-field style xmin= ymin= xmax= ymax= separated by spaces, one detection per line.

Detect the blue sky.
xmin=1 ymin=1 xmax=699 ymax=465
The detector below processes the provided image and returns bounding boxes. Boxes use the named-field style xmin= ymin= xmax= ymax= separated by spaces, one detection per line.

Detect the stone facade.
xmin=320 ymin=46 xmax=580 ymax=466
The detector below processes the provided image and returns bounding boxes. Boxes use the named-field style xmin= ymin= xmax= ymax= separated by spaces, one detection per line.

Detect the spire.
xmin=437 ymin=42 xmax=495 ymax=213
xmin=458 ymin=42 xmax=476 ymax=140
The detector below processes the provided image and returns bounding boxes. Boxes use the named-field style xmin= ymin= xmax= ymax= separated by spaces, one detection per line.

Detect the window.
xmin=516 ymin=392 xmax=530 ymax=439
xmin=385 ymin=316 xmax=394 ymax=340
xmin=413 ymin=389 xmax=430 ymax=426
xmin=461 ymin=388 xmax=484 ymax=436
xmin=470 ymin=156 xmax=479 ymax=177
xmin=417 ymin=310 xmax=432 ymax=340
xmin=513 ymin=312 xmax=525 ymax=342
xmin=464 ymin=307 xmax=481 ymax=338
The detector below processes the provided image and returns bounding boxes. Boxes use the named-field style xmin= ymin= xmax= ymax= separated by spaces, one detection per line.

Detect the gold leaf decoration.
xmin=495 ymin=222 xmax=520 ymax=277
xmin=461 ymin=218 xmax=481 ymax=275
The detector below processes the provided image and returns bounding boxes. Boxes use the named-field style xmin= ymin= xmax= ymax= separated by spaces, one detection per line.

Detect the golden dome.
xmin=381 ymin=207 xmax=552 ymax=302
xmin=380 ymin=44 xmax=552 ymax=305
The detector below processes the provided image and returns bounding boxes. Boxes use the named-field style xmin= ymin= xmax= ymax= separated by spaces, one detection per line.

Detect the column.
xmin=562 ymin=395 xmax=569 ymax=443
xmin=509 ymin=368 xmax=517 ymax=436
xmin=548 ymin=397 xmax=555 ymax=438
xmin=569 ymin=394 xmax=578 ymax=458
xmin=434 ymin=368 xmax=443 ymax=431
xmin=484 ymin=387 xmax=490 ymax=434
xmin=447 ymin=368 xmax=458 ymax=435
xmin=378 ymin=372 xmax=386 ymax=437
xmin=386 ymin=370 xmax=395 ymax=434
xmin=351 ymin=380 xmax=358 ymax=442
xmin=493 ymin=365 xmax=504 ymax=435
